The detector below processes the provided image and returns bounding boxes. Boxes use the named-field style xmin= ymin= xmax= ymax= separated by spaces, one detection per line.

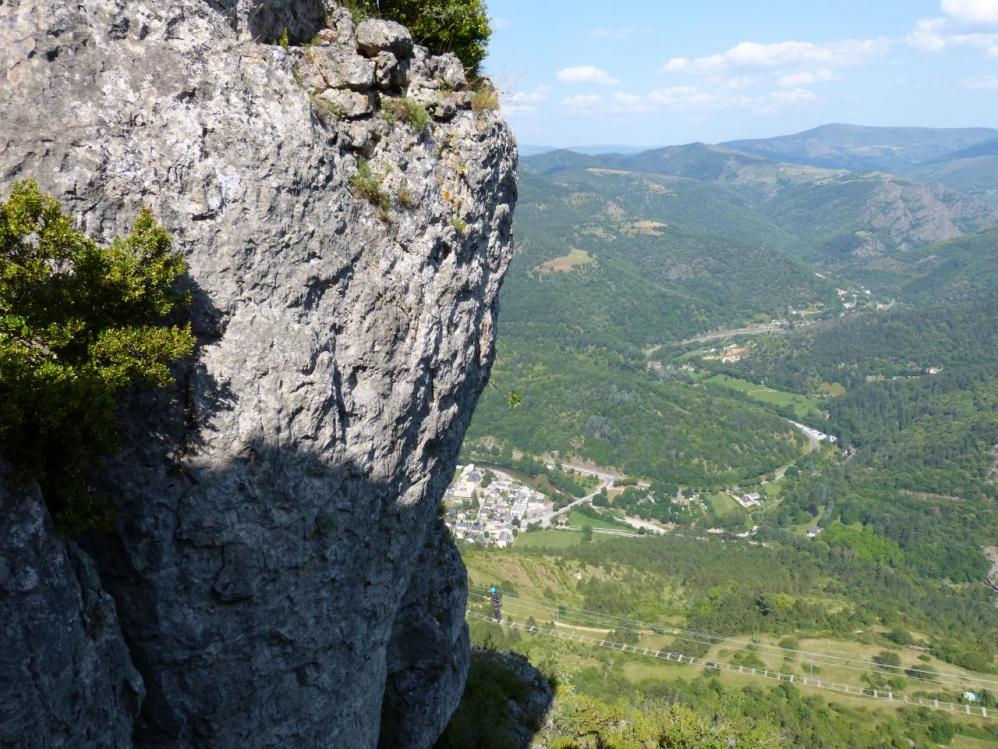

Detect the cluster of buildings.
xmin=673 ymin=491 xmax=708 ymax=511
xmin=443 ymin=464 xmax=552 ymax=548
xmin=736 ymin=492 xmax=762 ymax=509
xmin=789 ymin=420 xmax=838 ymax=444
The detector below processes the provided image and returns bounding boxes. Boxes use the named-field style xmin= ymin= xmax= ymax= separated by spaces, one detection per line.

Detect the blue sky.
xmin=482 ymin=0 xmax=998 ymax=147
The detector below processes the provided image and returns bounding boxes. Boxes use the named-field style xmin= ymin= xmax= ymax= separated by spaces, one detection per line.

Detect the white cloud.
xmin=908 ymin=18 xmax=950 ymax=51
xmin=907 ymin=16 xmax=998 ymax=52
xmin=719 ymin=75 xmax=763 ymax=90
xmin=489 ymin=16 xmax=510 ymax=31
xmin=502 ymin=85 xmax=550 ymax=115
xmin=964 ymin=74 xmax=998 ymax=88
xmin=611 ymin=92 xmax=646 ymax=109
xmin=646 ymin=86 xmax=721 ymax=110
xmin=942 ymin=0 xmax=998 ymax=25
xmin=560 ymin=94 xmax=603 ymax=109
xmin=662 ymin=38 xmax=888 ymax=74
xmin=606 ymin=85 xmax=816 ymax=115
xmin=778 ymin=69 xmax=839 ymax=87
xmin=556 ymin=66 xmax=620 ymax=86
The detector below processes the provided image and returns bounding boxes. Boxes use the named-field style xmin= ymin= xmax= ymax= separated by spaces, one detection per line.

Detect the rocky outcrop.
xmin=0 ymin=462 xmax=144 ymax=749
xmin=483 ymin=652 xmax=555 ymax=749
xmin=0 ymin=1 xmax=516 ymax=748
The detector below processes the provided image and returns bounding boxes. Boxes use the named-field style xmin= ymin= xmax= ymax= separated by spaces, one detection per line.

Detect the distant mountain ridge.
xmin=723 ymin=123 xmax=998 ymax=173
xmin=519 ymin=144 xmax=653 ymax=157
xmin=522 ymin=139 xmax=998 ymax=268
xmin=538 ymin=125 xmax=998 ymax=204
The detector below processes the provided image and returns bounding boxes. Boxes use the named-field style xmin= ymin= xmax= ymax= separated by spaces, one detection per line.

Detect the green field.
xmin=706 ymin=492 xmax=740 ymax=516
xmin=565 ymin=509 xmax=632 ymax=531
xmin=458 ymin=539 xmax=998 ymax=748
xmin=514 ymin=528 xmax=613 ymax=549
xmin=705 ymin=373 xmax=825 ymax=421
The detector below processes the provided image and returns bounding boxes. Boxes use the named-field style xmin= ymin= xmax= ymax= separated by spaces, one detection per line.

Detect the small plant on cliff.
xmin=311 ymin=94 xmax=344 ymax=124
xmin=343 ymin=0 xmax=491 ymax=75
xmin=350 ymin=159 xmax=391 ymax=220
xmin=382 ymin=97 xmax=431 ymax=134
xmin=0 ymin=181 xmax=195 ymax=534
xmin=397 ymin=184 xmax=418 ymax=209
xmin=471 ymin=82 xmax=500 ymax=112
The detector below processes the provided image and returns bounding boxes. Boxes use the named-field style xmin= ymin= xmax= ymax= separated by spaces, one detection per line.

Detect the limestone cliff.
xmin=0 ymin=2 xmax=517 ymax=747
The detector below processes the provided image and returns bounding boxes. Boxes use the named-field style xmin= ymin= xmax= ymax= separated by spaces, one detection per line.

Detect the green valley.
xmin=447 ymin=125 xmax=998 ymax=749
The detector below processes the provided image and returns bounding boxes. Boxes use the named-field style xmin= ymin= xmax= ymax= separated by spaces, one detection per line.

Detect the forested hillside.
xmin=455 ymin=127 xmax=997 ymax=748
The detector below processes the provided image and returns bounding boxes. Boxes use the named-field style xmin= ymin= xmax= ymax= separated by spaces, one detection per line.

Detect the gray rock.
xmin=485 ymin=651 xmax=555 ymax=749
xmin=345 ymin=119 xmax=388 ymax=157
xmin=429 ymin=52 xmax=468 ymax=90
xmin=0 ymin=1 xmax=517 ymax=748
xmin=0 ymin=463 xmax=144 ymax=749
xmin=374 ymin=50 xmax=408 ymax=90
xmin=379 ymin=521 xmax=471 ymax=748
xmin=428 ymin=96 xmax=459 ymax=122
xmin=309 ymin=46 xmax=377 ymax=90
xmin=356 ymin=18 xmax=414 ymax=59
xmin=205 ymin=0 xmax=333 ymax=43
xmin=317 ymin=87 xmax=377 ymax=118
xmin=321 ymin=3 xmax=356 ymax=46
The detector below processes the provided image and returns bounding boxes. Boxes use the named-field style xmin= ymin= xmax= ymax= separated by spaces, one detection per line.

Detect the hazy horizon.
xmin=515 ymin=122 xmax=998 ymax=155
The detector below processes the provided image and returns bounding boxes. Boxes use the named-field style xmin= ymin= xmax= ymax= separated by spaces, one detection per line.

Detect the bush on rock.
xmin=0 ymin=181 xmax=195 ymax=533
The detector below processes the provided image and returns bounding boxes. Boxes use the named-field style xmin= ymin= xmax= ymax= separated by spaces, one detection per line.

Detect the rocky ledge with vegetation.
xmin=0 ymin=1 xmax=515 ymax=747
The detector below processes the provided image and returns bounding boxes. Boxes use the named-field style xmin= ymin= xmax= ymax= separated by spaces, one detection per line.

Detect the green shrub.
xmin=350 ymin=159 xmax=391 ymax=220
xmin=436 ymin=651 xmax=535 ymax=749
xmin=451 ymin=216 xmax=467 ymax=235
xmin=0 ymin=181 xmax=195 ymax=533
xmin=344 ymin=0 xmax=491 ymax=75
xmin=382 ymin=97 xmax=431 ymax=133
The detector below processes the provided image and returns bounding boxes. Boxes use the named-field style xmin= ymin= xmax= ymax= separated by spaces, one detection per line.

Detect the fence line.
xmin=466 ymin=612 xmax=992 ymax=721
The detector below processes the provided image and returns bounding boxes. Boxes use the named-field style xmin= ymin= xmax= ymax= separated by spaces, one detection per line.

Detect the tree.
xmin=345 ymin=0 xmax=491 ymax=75
xmin=0 ymin=181 xmax=194 ymax=533
xmin=581 ymin=524 xmax=594 ymax=543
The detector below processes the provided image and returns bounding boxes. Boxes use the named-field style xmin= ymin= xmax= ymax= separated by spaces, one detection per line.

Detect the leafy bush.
xmin=344 ymin=0 xmax=491 ymax=75
xmin=0 ymin=181 xmax=194 ymax=533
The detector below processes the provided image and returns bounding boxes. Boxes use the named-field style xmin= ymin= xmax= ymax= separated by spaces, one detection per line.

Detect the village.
xmin=443 ymin=463 xmax=553 ymax=548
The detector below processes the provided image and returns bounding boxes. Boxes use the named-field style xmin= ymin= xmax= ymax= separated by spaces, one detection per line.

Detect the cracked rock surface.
xmin=0 ymin=1 xmax=516 ymax=747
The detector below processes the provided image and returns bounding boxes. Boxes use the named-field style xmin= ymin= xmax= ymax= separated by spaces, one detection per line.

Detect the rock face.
xmin=0 ymin=462 xmax=144 ymax=749
xmin=0 ymin=2 xmax=516 ymax=748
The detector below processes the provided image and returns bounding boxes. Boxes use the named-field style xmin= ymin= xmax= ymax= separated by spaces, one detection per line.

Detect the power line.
xmin=467 ymin=585 xmax=998 ymax=690
xmin=465 ymin=612 xmax=993 ymax=721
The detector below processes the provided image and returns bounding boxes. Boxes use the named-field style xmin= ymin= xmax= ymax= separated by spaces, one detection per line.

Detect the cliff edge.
xmin=0 ymin=1 xmax=516 ymax=747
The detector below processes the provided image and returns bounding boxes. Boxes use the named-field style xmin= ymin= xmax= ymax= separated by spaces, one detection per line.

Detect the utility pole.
xmin=490 ymin=586 xmax=502 ymax=622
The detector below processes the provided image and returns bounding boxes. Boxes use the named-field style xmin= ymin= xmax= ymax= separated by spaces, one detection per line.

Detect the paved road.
xmin=537 ymin=474 xmax=616 ymax=528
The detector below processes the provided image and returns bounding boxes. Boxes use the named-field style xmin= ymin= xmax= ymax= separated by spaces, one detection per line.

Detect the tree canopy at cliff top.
xmin=344 ymin=0 xmax=491 ymax=74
